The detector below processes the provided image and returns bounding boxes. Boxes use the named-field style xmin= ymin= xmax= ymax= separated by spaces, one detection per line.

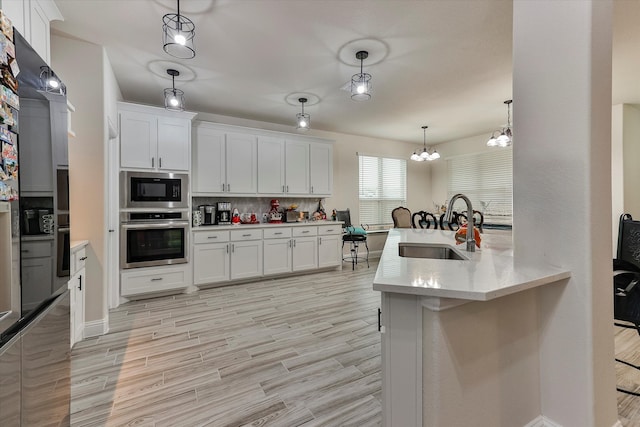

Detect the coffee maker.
xmin=216 ymin=201 xmax=231 ymax=225
xmin=198 ymin=205 xmax=216 ymax=225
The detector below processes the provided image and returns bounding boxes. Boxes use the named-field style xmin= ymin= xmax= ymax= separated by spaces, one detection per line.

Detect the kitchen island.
xmin=374 ymin=228 xmax=570 ymax=427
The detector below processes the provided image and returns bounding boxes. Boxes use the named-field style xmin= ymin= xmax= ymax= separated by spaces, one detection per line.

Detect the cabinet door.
xmin=192 ymin=126 xmax=226 ymax=194
xmin=230 ymin=240 xmax=263 ymax=280
xmin=29 ymin=0 xmax=50 ymax=64
xmin=70 ymin=268 xmax=85 ymax=347
xmin=292 ymin=236 xmax=317 ymax=271
xmin=318 ymin=234 xmax=341 ymax=268
xmin=226 ymin=133 xmax=257 ymax=194
xmin=19 ymin=99 xmax=53 ymax=193
xmin=194 ymin=242 xmax=230 ymax=285
xmin=285 ymin=141 xmax=310 ymax=194
xmin=21 ymin=257 xmax=53 ymax=312
xmin=257 ymin=137 xmax=285 ymax=194
xmin=263 ymin=238 xmax=292 ymax=275
xmin=157 ymin=117 xmax=190 ymax=171
xmin=120 ymin=111 xmax=157 ymax=169
xmin=310 ymin=143 xmax=333 ymax=196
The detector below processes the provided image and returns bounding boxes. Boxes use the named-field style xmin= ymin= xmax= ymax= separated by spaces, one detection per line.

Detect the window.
xmin=359 ymin=154 xmax=407 ymax=225
xmin=447 ymin=149 xmax=512 ymax=225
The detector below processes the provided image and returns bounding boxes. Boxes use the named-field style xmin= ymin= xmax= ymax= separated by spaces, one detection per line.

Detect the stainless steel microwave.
xmin=120 ymin=171 xmax=189 ymax=209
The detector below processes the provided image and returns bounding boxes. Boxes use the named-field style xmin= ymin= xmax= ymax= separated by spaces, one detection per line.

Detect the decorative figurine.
xmin=268 ymin=199 xmax=282 ymax=223
xmin=231 ymin=208 xmax=241 ymax=225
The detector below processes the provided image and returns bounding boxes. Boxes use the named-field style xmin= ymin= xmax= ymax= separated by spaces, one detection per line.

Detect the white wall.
xmin=51 ymin=34 xmax=122 ymax=332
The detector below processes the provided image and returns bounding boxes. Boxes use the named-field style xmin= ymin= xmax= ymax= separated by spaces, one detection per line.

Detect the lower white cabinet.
xmin=121 ymin=264 xmax=191 ymax=297
xmin=69 ymin=244 xmax=87 ymax=348
xmin=230 ymin=229 xmax=263 ymax=280
xmin=21 ymin=240 xmax=54 ymax=312
xmin=292 ymin=229 xmax=318 ymax=271
xmin=194 ymin=242 xmax=230 ymax=284
xmin=317 ymin=224 xmax=342 ymax=268
xmin=263 ymin=228 xmax=292 ymax=275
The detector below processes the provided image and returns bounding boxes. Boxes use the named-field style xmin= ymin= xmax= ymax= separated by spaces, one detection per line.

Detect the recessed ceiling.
xmin=50 ymin=0 xmax=640 ymax=145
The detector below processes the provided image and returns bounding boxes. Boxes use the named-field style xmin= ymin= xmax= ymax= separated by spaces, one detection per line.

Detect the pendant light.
xmin=162 ymin=0 xmax=196 ymax=59
xmin=351 ymin=50 xmax=372 ymax=101
xmin=296 ymin=97 xmax=310 ymax=131
xmin=487 ymin=99 xmax=513 ymax=147
xmin=164 ymin=69 xmax=185 ymax=111
xmin=411 ymin=126 xmax=440 ymax=162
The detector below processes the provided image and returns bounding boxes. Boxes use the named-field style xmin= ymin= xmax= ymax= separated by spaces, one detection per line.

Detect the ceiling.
xmin=50 ymin=0 xmax=640 ymax=146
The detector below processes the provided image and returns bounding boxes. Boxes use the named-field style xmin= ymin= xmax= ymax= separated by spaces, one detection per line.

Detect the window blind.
xmin=447 ymin=149 xmax=512 ymax=225
xmin=359 ymin=155 xmax=407 ymax=225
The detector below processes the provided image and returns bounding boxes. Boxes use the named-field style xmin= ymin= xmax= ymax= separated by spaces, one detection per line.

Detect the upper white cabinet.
xmin=310 ymin=143 xmax=333 ymax=196
xmin=3 ymin=0 xmax=63 ymax=65
xmin=192 ymin=123 xmax=257 ymax=195
xmin=118 ymin=103 xmax=196 ymax=172
xmin=192 ymin=120 xmax=333 ymax=197
xmin=284 ymin=141 xmax=310 ymax=195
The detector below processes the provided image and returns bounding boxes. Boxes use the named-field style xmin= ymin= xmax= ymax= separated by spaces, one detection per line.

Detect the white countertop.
xmin=192 ymin=220 xmax=344 ymax=231
xmin=373 ymin=229 xmax=570 ymax=301
xmin=71 ymin=240 xmax=89 ymax=251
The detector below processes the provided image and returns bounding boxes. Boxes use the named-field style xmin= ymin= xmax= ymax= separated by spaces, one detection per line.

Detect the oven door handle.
xmin=121 ymin=221 xmax=189 ymax=230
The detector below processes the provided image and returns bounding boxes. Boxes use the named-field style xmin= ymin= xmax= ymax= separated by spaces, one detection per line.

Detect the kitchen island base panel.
xmin=382 ymin=290 xmax=543 ymax=427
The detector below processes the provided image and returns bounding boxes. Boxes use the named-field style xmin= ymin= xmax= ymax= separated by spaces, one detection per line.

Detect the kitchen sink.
xmin=398 ymin=243 xmax=468 ymax=260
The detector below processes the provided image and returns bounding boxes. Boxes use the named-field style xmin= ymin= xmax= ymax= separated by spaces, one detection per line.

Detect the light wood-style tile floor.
xmin=70 ymin=263 xmax=382 ymax=427
xmin=70 ymin=261 xmax=640 ymax=426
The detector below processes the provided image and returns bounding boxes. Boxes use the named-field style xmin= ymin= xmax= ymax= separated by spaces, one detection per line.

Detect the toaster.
xmin=284 ymin=211 xmax=300 ymax=223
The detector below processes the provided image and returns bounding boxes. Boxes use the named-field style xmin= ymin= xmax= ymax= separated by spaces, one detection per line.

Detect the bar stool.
xmin=336 ymin=209 xmax=369 ymax=269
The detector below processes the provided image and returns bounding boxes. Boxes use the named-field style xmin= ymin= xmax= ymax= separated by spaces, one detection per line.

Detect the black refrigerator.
xmin=0 ymin=16 xmax=71 ymax=427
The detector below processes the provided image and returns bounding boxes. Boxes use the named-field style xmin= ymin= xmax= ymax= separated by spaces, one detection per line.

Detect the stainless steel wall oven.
xmin=120 ymin=211 xmax=189 ymax=269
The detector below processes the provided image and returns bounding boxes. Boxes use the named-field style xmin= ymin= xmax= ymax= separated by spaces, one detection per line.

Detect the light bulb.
xmin=48 ymin=78 xmax=59 ymax=89
xmin=430 ymin=151 xmax=440 ymax=160
xmin=411 ymin=152 xmax=422 ymax=161
xmin=169 ymin=97 xmax=179 ymax=107
xmin=487 ymin=135 xmax=498 ymax=147
xmin=174 ymin=33 xmax=186 ymax=45
xmin=357 ymin=84 xmax=366 ymax=94
xmin=420 ymin=149 xmax=430 ymax=160
xmin=299 ymin=119 xmax=307 ymax=128
xmin=496 ymin=132 xmax=510 ymax=145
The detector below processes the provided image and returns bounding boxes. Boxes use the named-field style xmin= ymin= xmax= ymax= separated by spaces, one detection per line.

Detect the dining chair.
xmin=411 ymin=211 xmax=438 ymax=229
xmin=458 ymin=210 xmax=485 ymax=233
xmin=391 ymin=207 xmax=412 ymax=228
xmin=613 ymin=213 xmax=640 ymax=395
xmin=335 ymin=209 xmax=369 ymax=269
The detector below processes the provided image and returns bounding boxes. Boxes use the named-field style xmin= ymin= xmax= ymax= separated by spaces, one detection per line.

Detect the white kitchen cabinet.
xmin=310 ymin=142 xmax=333 ymax=196
xmin=119 ymin=103 xmax=195 ymax=171
xmin=292 ymin=227 xmax=317 ymax=271
xmin=19 ymin=99 xmax=53 ymax=193
xmin=230 ymin=229 xmax=262 ymax=280
xmin=257 ymin=136 xmax=285 ymax=194
xmin=263 ymin=228 xmax=292 ymax=275
xmin=121 ymin=264 xmax=191 ymax=298
xmin=191 ymin=124 xmax=257 ymax=195
xmin=69 ymin=244 xmax=87 ymax=347
xmin=193 ymin=229 xmax=230 ymax=285
xmin=20 ymin=240 xmax=54 ymax=311
xmin=317 ymin=225 xmax=342 ymax=268
xmin=285 ymin=141 xmax=310 ymax=195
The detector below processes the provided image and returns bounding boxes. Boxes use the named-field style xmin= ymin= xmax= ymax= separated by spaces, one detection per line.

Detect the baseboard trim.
xmin=83 ymin=317 xmax=109 ymax=338
xmin=525 ymin=415 xmax=622 ymax=427
xmin=524 ymin=416 xmax=562 ymax=427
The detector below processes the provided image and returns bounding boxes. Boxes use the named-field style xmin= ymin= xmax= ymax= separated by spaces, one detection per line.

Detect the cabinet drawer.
xmin=194 ymin=230 xmax=230 ymax=244
xmin=121 ymin=266 xmax=188 ymax=297
xmin=71 ymin=246 xmax=87 ymax=275
xmin=21 ymin=241 xmax=53 ymax=258
xmin=230 ymin=229 xmax=262 ymax=241
xmin=293 ymin=226 xmax=317 ymax=237
xmin=317 ymin=225 xmax=342 ymax=236
xmin=263 ymin=228 xmax=292 ymax=239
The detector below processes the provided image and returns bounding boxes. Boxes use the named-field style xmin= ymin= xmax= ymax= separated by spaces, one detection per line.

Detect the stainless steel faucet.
xmin=445 ymin=193 xmax=476 ymax=252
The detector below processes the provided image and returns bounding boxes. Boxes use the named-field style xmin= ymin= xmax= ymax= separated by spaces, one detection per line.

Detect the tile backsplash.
xmin=192 ymin=197 xmax=329 ymax=222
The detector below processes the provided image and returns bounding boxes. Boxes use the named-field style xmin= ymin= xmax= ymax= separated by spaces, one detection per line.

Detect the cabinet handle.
xmin=319 ymin=237 xmax=322 ymax=245
xmin=274 ymin=232 xmax=282 ymax=235
xmin=311 ymin=186 xmax=314 ymax=193
xmin=242 ymin=234 xmax=251 ymax=237
xmin=226 ymin=244 xmax=229 ymax=253
xmin=21 ymin=249 xmax=29 ymax=253
xmin=159 ymin=157 xmax=162 ymax=168
xmin=286 ymin=185 xmax=289 ymax=192
xmin=152 ymin=157 xmax=155 ymax=168
xmin=326 ymin=229 xmax=334 ymax=232
xmin=80 ymin=256 xmax=87 ymax=261
xmin=289 ymin=240 xmax=292 ymax=247
xmin=222 ymin=183 xmax=225 ymax=192
xmin=302 ymin=230 xmax=309 ymax=234
xmin=207 ymin=236 xmax=218 ymax=239
xmin=378 ymin=308 xmax=382 ymax=332
xmin=151 ymin=278 xmax=163 ymax=281
xmin=227 ymin=184 xmax=231 ymax=192
xmin=232 ymin=244 xmax=235 ymax=252
xmin=282 ymin=185 xmax=285 ymax=192
xmin=293 ymin=239 xmax=296 ymax=247
xmin=78 ymin=275 xmax=82 ymax=291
